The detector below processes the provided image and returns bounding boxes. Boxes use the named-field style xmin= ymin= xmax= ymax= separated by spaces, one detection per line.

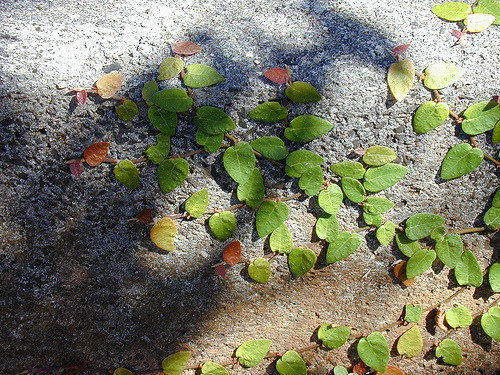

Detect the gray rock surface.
xmin=0 ymin=0 xmax=499 ymax=374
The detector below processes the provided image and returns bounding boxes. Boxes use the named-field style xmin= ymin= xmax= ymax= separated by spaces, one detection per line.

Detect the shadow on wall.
xmin=0 ymin=0 xmax=397 ymax=372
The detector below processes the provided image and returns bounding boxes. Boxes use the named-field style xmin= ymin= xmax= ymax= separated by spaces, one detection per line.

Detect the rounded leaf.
xmin=209 ymin=211 xmax=236 ymax=241
xmin=387 ymin=59 xmax=415 ymax=101
xmin=317 ymin=325 xmax=351 ymax=349
xmin=114 ymin=160 xmax=139 ymax=189
xmin=484 ymin=206 xmax=500 ymax=229
xmin=146 ymin=133 xmax=171 ymax=164
xmin=489 ymin=262 xmax=500 ymax=292
xmin=150 ymin=218 xmax=177 ymax=251
xmin=298 ymin=166 xmax=323 ymax=196
xmin=455 ymin=251 xmax=483 ymax=286
xmin=237 ymin=168 xmax=265 ymax=208
xmin=157 ymin=158 xmax=189 ymax=193
xmin=464 ymin=13 xmax=496 ymax=32
xmin=435 ymin=339 xmax=462 ymax=366
xmin=249 ymin=102 xmax=288 ymax=122
xmin=315 ymin=213 xmax=339 ymax=242
xmin=406 ymin=250 xmax=436 ymax=279
xmin=285 ymin=81 xmax=322 ymax=103
xmin=276 ymin=350 xmax=307 ymax=375
xmin=413 ymin=101 xmax=449 ymax=134
xmin=148 ymin=106 xmax=177 ymax=135
xmin=201 ymin=362 xmax=229 ymax=375
xmin=95 ymin=72 xmax=124 ymax=99
xmin=481 ymin=306 xmax=500 ymax=340
xmin=196 ymin=130 xmax=224 ymax=153
xmin=363 ymin=163 xmax=408 ymax=192
xmin=235 ymin=339 xmax=272 ymax=367
xmin=493 ymin=120 xmax=500 ymax=144
xmin=394 ymin=261 xmax=415 ymax=287
xmin=288 ymin=247 xmax=316 ymax=276
xmin=223 ymin=141 xmax=256 ymax=184
xmin=183 ymin=64 xmax=225 ymax=88
xmin=430 ymin=226 xmax=447 ymax=241
xmin=269 ymin=223 xmax=293 ymax=254
xmin=405 ymin=213 xmax=445 ymax=240
xmin=376 ymin=221 xmax=396 ymax=247
xmin=395 ymin=232 xmax=421 ymax=257
xmin=440 ymin=143 xmax=483 ymax=180
xmin=195 ymin=106 xmax=236 ymax=135
xmin=113 ymin=368 xmax=134 ymax=375
xmin=341 ymin=177 xmax=366 ymax=203
xmin=162 ymin=351 xmax=191 ymax=375
xmin=318 ymin=184 xmax=343 ymax=215
xmin=326 ymin=231 xmax=362 ymax=263
xmin=330 ymin=161 xmax=365 ymax=179
xmin=250 ymin=137 xmax=289 ymax=160
xmin=84 ymin=141 xmax=110 ymax=166
xmin=363 ymin=212 xmax=383 ymax=227
xmin=435 ymin=233 xmax=463 ymax=268
xmin=446 ymin=303 xmax=473 ymax=328
xmin=142 ymin=79 xmax=158 ymax=105
xmin=431 ymin=2 xmax=471 ymax=21
xmin=362 ymin=146 xmax=396 ymax=166
xmin=185 ymin=189 xmax=209 ymax=218
xmin=223 ymin=241 xmax=242 ymax=266
xmin=117 ymin=99 xmax=139 ymax=122
xmin=256 ymin=201 xmax=289 ymax=237
xmin=423 ymin=62 xmax=463 ymax=90
xmin=173 ymin=41 xmax=201 ymax=56
xmin=363 ymin=197 xmax=394 ymax=215
xmin=357 ymin=332 xmax=389 ymax=373
xmin=473 ymin=0 xmax=500 ymax=25
xmin=285 ymin=115 xmax=333 ymax=142
xmin=285 ymin=150 xmax=323 ymax=178
xmin=404 ymin=304 xmax=422 ymax=323
xmin=150 ymin=89 xmax=193 ymax=112
xmin=158 ymin=57 xmax=184 ymax=80
xmin=248 ymin=257 xmax=271 ymax=284
xmin=263 ymin=67 xmax=290 ymax=84
xmin=397 ymin=326 xmax=423 ymax=358
xmin=462 ymin=100 xmax=500 ymax=135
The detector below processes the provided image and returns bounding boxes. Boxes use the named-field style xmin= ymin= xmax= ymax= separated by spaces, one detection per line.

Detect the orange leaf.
xmin=352 ymin=361 xmax=367 ymax=375
xmin=173 ymin=41 xmax=201 ymax=56
xmin=394 ymin=261 xmax=414 ymax=287
xmin=223 ymin=240 xmax=242 ymax=266
xmin=263 ymin=67 xmax=290 ymax=84
xmin=84 ymin=142 xmax=110 ymax=166
xmin=95 ymin=72 xmax=124 ymax=99
xmin=376 ymin=365 xmax=406 ymax=375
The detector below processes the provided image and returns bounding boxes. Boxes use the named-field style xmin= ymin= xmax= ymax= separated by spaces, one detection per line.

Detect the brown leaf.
xmin=352 ymin=361 xmax=367 ymax=375
xmin=435 ymin=303 xmax=448 ymax=331
xmin=173 ymin=41 xmax=201 ymax=56
xmin=95 ymin=72 xmax=124 ymax=99
xmin=394 ymin=261 xmax=414 ymax=287
xmin=263 ymin=67 xmax=290 ymax=84
xmin=60 ymin=361 xmax=88 ymax=373
xmin=375 ymin=365 xmax=406 ymax=375
xmin=223 ymin=240 xmax=242 ymax=266
xmin=135 ymin=208 xmax=153 ymax=224
xmin=84 ymin=142 xmax=110 ymax=166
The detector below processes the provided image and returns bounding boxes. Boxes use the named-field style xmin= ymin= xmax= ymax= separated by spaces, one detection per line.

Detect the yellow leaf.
xmin=95 ymin=72 xmax=124 ymax=99
xmin=113 ymin=368 xmax=134 ymax=375
xmin=150 ymin=217 xmax=177 ymax=251
xmin=387 ymin=59 xmax=415 ymax=101
xmin=464 ymin=13 xmax=496 ymax=32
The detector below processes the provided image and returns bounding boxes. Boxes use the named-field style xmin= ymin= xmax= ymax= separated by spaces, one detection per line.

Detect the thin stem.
xmin=353 ymin=226 xmax=371 ymax=233
xmin=483 ymin=151 xmax=500 ymax=166
xmin=433 ymin=90 xmax=442 ymax=103
xmin=453 ymin=227 xmax=488 ymax=235
xmin=449 ymin=110 xmax=461 ymax=122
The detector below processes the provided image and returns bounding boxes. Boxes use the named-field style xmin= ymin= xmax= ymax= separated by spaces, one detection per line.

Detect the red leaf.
xmin=263 ymin=67 xmax=290 ymax=84
xmin=393 ymin=44 xmax=410 ymax=57
xmin=451 ymin=29 xmax=465 ymax=39
xmin=75 ymin=90 xmax=87 ymax=105
xmin=354 ymin=147 xmax=366 ymax=156
xmin=60 ymin=361 xmax=88 ymax=373
xmin=352 ymin=361 xmax=367 ymax=375
xmin=136 ymin=208 xmax=153 ymax=224
xmin=173 ymin=41 xmax=201 ymax=56
xmin=84 ymin=142 xmax=110 ymax=166
xmin=497 ymin=95 xmax=500 ymax=104
xmin=69 ymin=160 xmax=82 ymax=178
xmin=215 ymin=264 xmax=226 ymax=277
xmin=223 ymin=240 xmax=242 ymax=266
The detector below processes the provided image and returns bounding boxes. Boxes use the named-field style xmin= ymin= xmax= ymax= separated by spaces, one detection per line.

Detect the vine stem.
xmin=453 ymin=226 xmax=488 ymax=235
xmin=469 ymin=136 xmax=500 ymax=166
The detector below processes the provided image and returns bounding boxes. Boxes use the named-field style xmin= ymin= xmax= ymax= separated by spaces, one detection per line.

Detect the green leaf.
xmin=148 ymin=107 xmax=177 ymax=135
xmin=435 ymin=233 xmax=463 ymax=268
xmin=330 ymin=161 xmax=365 ymax=179
xmin=201 ymin=362 xmax=229 ymax=375
xmin=196 ymin=130 xmax=224 ymax=153
xmin=285 ymin=81 xmax=322 ymax=103
xmin=341 ymin=177 xmax=366 ymax=203
xmin=440 ymin=143 xmax=484 ymax=179
xmin=404 ymin=304 xmax=422 ymax=323
xmin=162 ymin=351 xmax=191 ymax=375
xmin=248 ymin=257 xmax=271 ymax=284
xmin=376 ymin=221 xmax=396 ymax=246
xmin=158 ymin=57 xmax=184 ymax=80
xmin=113 ymin=369 xmax=134 ymax=375
xmin=484 ymin=207 xmax=500 ymax=229
xmin=446 ymin=304 xmax=473 ymax=328
xmin=464 ymin=13 xmax=496 ymax=32
xmin=357 ymin=332 xmax=389 ymax=373
xmin=315 ymin=213 xmax=339 ymax=242
xmin=249 ymin=102 xmax=288 ymax=122
xmin=435 ymin=339 xmax=462 ymax=366
xmin=432 ymin=2 xmax=472 ymax=21
xmin=235 ymin=339 xmax=271 ymax=367
xmin=250 ymin=137 xmax=289 ymax=160
xmin=493 ymin=120 xmax=500 ymax=143
xmin=387 ymin=59 xmax=415 ymax=101
xmin=406 ymin=250 xmax=436 ymax=278
xmin=326 ymin=231 xmax=362 ymax=263
xmin=114 ymin=160 xmax=139 ymax=189
xmin=142 ymin=79 xmax=159 ymax=105
xmin=288 ymin=247 xmax=316 ymax=276
xmin=276 ymin=350 xmax=307 ymax=375
xmin=455 ymin=251 xmax=483 ymax=286
xmin=397 ymin=326 xmax=423 ymax=358
xmin=117 ymin=100 xmax=139 ymax=122
xmin=195 ymin=106 xmax=236 ymax=135
xmin=185 ymin=189 xmax=209 ymax=218
xmin=481 ymin=306 xmax=500 ymax=340
xmin=474 ymin=0 xmax=500 ymax=25
xmin=157 ymin=158 xmax=189 ymax=193
xmin=209 ymin=211 xmax=236 ymax=241
xmin=363 ymin=164 xmax=408 ymax=193
xmin=423 ymin=62 xmax=463 ymax=90
xmin=150 ymin=218 xmax=177 ymax=251
xmin=492 ymin=188 xmax=500 ymax=207
xmin=333 ymin=366 xmax=349 ymax=375
xmin=270 ymin=223 xmax=293 ymax=254
xmin=150 ymin=88 xmax=193 ymax=112
xmin=363 ymin=212 xmax=383 ymax=227
xmin=183 ymin=64 xmax=225 ymax=88
xmin=462 ymin=101 xmax=500 ymax=135
xmin=223 ymin=141 xmax=256 ymax=184
xmin=430 ymin=226 xmax=447 ymax=241
xmin=317 ymin=325 xmax=351 ymax=349
xmin=405 ymin=213 xmax=445 ymax=240
xmin=237 ymin=168 xmax=265 ymax=208
xmin=362 ymin=146 xmax=397 ymax=166
xmin=298 ymin=166 xmax=323 ymax=196
xmin=146 ymin=133 xmax=171 ymax=164
xmin=256 ymin=201 xmax=289 ymax=237
xmin=489 ymin=262 xmax=500 ymax=292
xmin=413 ymin=101 xmax=450 ymax=134
xmin=396 ymin=232 xmax=421 ymax=257
xmin=284 ymin=115 xmax=333 ymax=142
xmin=318 ymin=184 xmax=343 ymax=215
xmin=363 ymin=197 xmax=394 ymax=214
xmin=285 ymin=150 xmax=323 ymax=178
